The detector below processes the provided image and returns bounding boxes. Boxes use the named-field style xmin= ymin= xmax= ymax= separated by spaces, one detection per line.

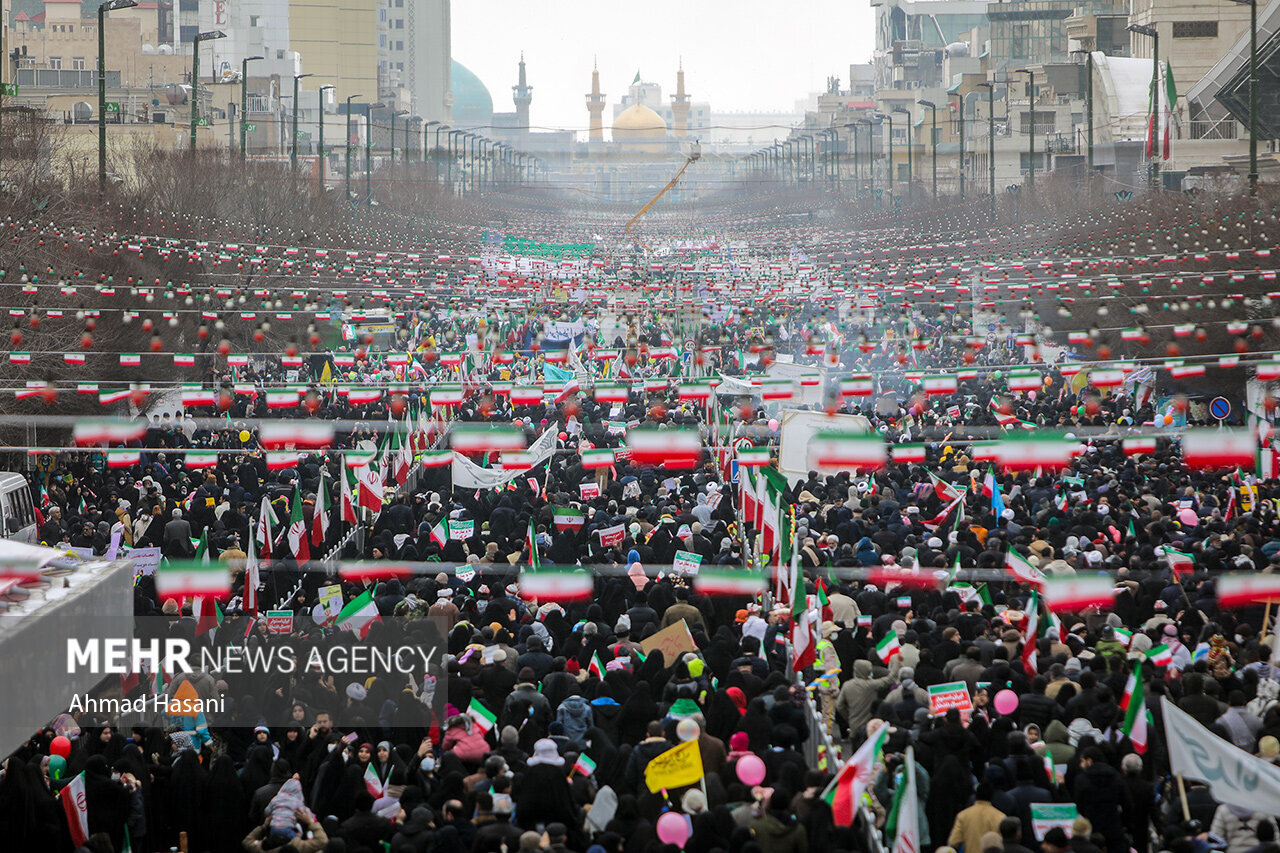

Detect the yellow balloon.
xmin=239 ymin=430 xmax=251 ymax=443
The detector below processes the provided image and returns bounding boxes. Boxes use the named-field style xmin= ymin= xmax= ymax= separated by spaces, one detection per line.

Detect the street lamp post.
xmin=317 ymin=84 xmax=334 ymax=191
xmin=950 ymin=92 xmax=965 ymax=199
xmin=239 ymin=55 xmax=263 ymax=161
xmin=365 ymin=103 xmax=384 ymax=205
xmin=189 ymin=30 xmax=226 ymax=153
xmin=977 ymin=82 xmax=996 ymax=219
xmin=431 ymin=123 xmax=447 ymax=183
xmin=1015 ymin=68 xmax=1036 ymax=188
xmin=389 ymin=109 xmax=407 ymax=161
xmin=1226 ymin=0 xmax=1258 ymax=193
xmin=344 ymin=94 xmax=362 ymax=203
xmin=918 ymin=100 xmax=938 ymax=197
xmin=1071 ymin=49 xmax=1095 ymax=171
xmin=291 ymin=73 xmax=312 ymax=170
xmin=98 ymin=0 xmax=137 ymax=193
xmin=1127 ymin=24 xmax=1160 ymax=188
xmin=875 ymin=113 xmax=894 ymax=195
xmin=447 ymin=130 xmax=464 ymax=191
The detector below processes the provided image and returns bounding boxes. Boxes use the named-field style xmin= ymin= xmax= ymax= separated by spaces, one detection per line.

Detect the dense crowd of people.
xmin=4 ymin=230 xmax=1280 ymax=853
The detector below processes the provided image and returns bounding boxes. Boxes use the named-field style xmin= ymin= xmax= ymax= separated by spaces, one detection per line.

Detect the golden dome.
xmin=612 ymin=103 xmax=668 ymax=141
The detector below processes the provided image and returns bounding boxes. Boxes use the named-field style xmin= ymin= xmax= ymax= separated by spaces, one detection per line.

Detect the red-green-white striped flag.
xmin=876 ymin=632 xmax=901 ymax=664
xmin=519 ymin=520 xmax=592 ymax=601
xmin=1042 ymin=574 xmax=1115 ymax=612
xmin=1217 ymin=573 xmax=1280 ymax=608
xmin=1120 ymin=659 xmax=1150 ymax=753
xmin=822 ymin=722 xmax=890 ymax=825
xmin=808 ymin=432 xmax=887 ymax=471
xmin=287 ymin=485 xmax=309 ymax=562
xmin=696 ymin=566 xmax=767 ymax=596
xmin=336 ymin=590 xmax=380 ymax=639
xmin=468 ymin=698 xmax=497 ymax=733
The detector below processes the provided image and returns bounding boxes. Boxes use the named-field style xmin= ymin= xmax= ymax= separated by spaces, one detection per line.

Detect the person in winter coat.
xmin=516 ymin=739 xmax=583 ymax=850
xmin=1073 ymin=748 xmax=1130 ymax=853
xmin=948 ymin=783 xmax=1007 ymax=853
xmin=750 ymin=790 xmax=809 ymax=853
xmin=441 ymin=715 xmax=490 ymax=767
xmin=82 ymin=754 xmax=132 ymax=853
xmin=556 ymin=694 xmax=594 ymax=744
xmin=835 ymin=660 xmax=892 ymax=739
xmin=1211 ymin=804 xmax=1275 ymax=853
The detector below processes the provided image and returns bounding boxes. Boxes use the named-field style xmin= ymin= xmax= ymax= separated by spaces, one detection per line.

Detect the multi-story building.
xmin=376 ymin=0 xmax=450 ymax=123
xmin=288 ymin=0 xmax=377 ymax=102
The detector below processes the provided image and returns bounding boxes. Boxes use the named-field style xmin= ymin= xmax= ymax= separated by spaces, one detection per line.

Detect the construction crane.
xmin=624 ymin=141 xmax=701 ymax=238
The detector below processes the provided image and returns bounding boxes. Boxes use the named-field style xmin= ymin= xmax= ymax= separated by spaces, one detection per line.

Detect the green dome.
xmin=451 ymin=60 xmax=493 ymax=128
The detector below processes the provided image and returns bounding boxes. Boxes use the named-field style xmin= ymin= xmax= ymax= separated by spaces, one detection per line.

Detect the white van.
xmin=0 ymin=472 xmax=36 ymax=543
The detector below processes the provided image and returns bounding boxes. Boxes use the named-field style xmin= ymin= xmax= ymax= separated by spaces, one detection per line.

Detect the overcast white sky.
xmin=451 ymin=0 xmax=875 ymax=134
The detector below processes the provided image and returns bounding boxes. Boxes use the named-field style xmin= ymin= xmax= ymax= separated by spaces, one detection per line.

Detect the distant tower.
xmin=513 ymin=52 xmax=532 ymax=131
xmin=586 ymin=58 xmax=606 ymax=142
xmin=671 ymin=59 xmax=691 ymax=138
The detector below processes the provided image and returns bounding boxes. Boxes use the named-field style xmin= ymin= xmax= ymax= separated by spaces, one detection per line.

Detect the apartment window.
xmin=249 ymin=15 xmax=260 ymax=26
xmin=72 ymin=57 xmax=86 ymax=70
xmin=48 ymin=57 xmax=63 ymax=70
xmin=395 ymin=18 xmax=404 ymax=28
xmin=1172 ymin=21 xmax=1218 ymax=38
xmin=395 ymin=41 xmax=403 ymax=51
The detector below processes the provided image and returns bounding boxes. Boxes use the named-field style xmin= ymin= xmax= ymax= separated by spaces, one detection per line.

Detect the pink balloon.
xmin=1028 ymin=390 xmax=1037 ymax=402
xmin=656 ymin=811 xmax=691 ymax=849
xmin=736 ymin=753 xmax=766 ymax=786
xmin=994 ymin=689 xmax=1019 ymax=716
xmin=50 ymin=736 xmax=71 ymax=759
xmin=767 ymin=419 xmax=779 ymax=431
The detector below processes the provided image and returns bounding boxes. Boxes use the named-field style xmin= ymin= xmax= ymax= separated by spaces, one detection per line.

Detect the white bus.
xmin=0 ymin=472 xmax=36 ymax=543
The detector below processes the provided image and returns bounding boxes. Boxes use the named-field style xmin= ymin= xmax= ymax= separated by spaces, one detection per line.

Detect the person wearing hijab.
xmin=516 ymin=739 xmax=582 ymax=849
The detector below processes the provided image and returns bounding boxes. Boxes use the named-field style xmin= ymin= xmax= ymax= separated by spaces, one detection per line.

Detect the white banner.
xmin=450 ymin=427 xmax=557 ymax=490
xmin=1162 ymin=696 xmax=1280 ymax=815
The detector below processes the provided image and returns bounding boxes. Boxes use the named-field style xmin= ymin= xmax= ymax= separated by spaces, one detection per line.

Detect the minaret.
xmin=586 ymin=58 xmax=606 ymax=142
xmin=513 ymin=52 xmax=532 ymax=131
xmin=671 ymin=59 xmax=691 ymax=138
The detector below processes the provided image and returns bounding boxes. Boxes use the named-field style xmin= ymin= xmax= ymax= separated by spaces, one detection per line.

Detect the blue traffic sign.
xmin=1210 ymin=397 xmax=1231 ymax=420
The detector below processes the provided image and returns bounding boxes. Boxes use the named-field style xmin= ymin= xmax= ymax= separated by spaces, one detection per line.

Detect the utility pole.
xmin=1016 ymin=68 xmax=1035 ymax=189
xmin=99 ymin=0 xmax=138 ymax=193
xmin=240 ymin=55 xmax=263 ymax=161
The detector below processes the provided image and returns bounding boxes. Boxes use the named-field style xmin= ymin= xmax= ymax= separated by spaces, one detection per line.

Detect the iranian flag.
xmin=792 ymin=593 xmax=817 ymax=672
xmin=928 ymin=471 xmax=963 ymax=503
xmin=341 ymin=467 xmax=358 ymax=525
xmin=451 ymin=424 xmax=526 ymax=454
xmin=588 ymin=652 xmax=605 ymax=679
xmin=822 ymin=722 xmax=890 ymax=825
xmin=311 ymin=476 xmax=330 ymax=547
xmin=1146 ymin=644 xmax=1174 ymax=667
xmin=428 ymin=518 xmax=449 ymax=548
xmin=1006 ymin=549 xmax=1045 ymax=586
xmin=595 ymin=382 xmax=630 ymax=403
xmin=287 ymin=485 xmax=310 ymax=562
xmin=363 ymin=764 xmax=386 ymax=798
xmin=336 ymin=590 xmax=381 ymax=639
xmin=1120 ymin=659 xmax=1150 ymax=753
xmin=468 ymin=698 xmax=497 ymax=734
xmin=627 ymin=428 xmax=703 ymax=469
xmin=922 ymin=375 xmax=958 ymax=395
xmin=997 ymin=436 xmax=1077 ymax=472
xmin=573 ymin=754 xmax=597 ymax=776
xmin=697 ymin=566 xmax=767 ymax=596
xmin=808 ymin=432 xmax=887 ymax=471
xmin=1022 ymin=590 xmax=1039 ymax=676
xmin=876 ymin=632 xmax=901 ymax=664
xmin=1042 ymin=574 xmax=1114 ymax=612
xmin=355 ymin=464 xmax=384 ymax=514
xmin=1007 ymin=371 xmax=1042 ymax=392
xmin=737 ymin=445 xmax=771 ymax=467
xmin=553 ymin=507 xmax=585 ymax=531
xmin=418 ymin=449 xmax=452 ymax=468
xmin=1217 ymin=573 xmax=1280 ymax=608
xmin=511 ymin=385 xmax=544 ymax=405
xmin=257 ymin=496 xmax=276 ymax=558
xmin=741 ymin=467 xmax=760 ymax=527
xmin=841 ymin=374 xmax=875 ymax=397
xmin=155 ymin=558 xmax=229 ymax=600
xmin=1182 ymin=430 xmax=1257 ymax=469
xmin=891 ymin=444 xmax=927 ymax=464
xmin=107 ymin=449 xmax=142 ymax=468
xmin=890 ymin=749 xmax=921 ymax=853
xmin=60 ymin=772 xmax=89 ymax=847
xmin=1123 ymin=437 xmax=1157 ymax=456
xmin=73 ymin=420 xmax=146 ymax=445
xmin=1162 ymin=547 xmax=1194 ymax=577
xmin=581 ymin=448 xmax=615 ymax=469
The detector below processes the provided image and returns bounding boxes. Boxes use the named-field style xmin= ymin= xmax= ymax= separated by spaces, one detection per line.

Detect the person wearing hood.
xmin=502 ymin=668 xmax=553 ymax=750
xmin=835 ymin=659 xmax=892 ymax=743
xmin=82 ymin=754 xmax=132 ymax=853
xmin=1073 ymin=748 xmax=1130 ymax=853
xmin=750 ymin=789 xmax=809 ymax=853
xmin=556 ymin=693 xmax=595 ymax=745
